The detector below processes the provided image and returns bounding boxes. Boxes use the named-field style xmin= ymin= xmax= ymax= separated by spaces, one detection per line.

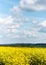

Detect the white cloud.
xmin=0 ymin=16 xmax=14 ymax=24
xmin=10 ymin=5 xmax=23 ymax=17
xmin=20 ymin=0 xmax=35 ymax=6
xmin=31 ymin=5 xmax=45 ymax=11
xmin=0 ymin=35 xmax=3 ymax=38
xmin=23 ymin=26 xmax=46 ymax=39
xmin=12 ymin=29 xmax=19 ymax=33
xmin=39 ymin=21 xmax=46 ymax=27
xmin=7 ymin=33 xmax=20 ymax=38
xmin=0 ymin=15 xmax=23 ymax=38
xmin=20 ymin=0 xmax=46 ymax=11
xmin=11 ymin=6 xmax=20 ymax=13
xmin=25 ymin=17 xmax=30 ymax=22
xmin=38 ymin=20 xmax=46 ymax=33
xmin=0 ymin=15 xmax=46 ymax=39
xmin=24 ymin=30 xmax=31 ymax=35
xmin=15 ymin=23 xmax=22 ymax=28
xmin=23 ymin=29 xmax=38 ymax=38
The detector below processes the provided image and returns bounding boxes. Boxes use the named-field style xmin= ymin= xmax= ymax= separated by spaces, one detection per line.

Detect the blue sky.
xmin=0 ymin=0 xmax=46 ymax=44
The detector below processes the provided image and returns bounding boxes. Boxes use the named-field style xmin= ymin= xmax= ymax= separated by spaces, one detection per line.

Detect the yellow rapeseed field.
xmin=0 ymin=47 xmax=46 ymax=65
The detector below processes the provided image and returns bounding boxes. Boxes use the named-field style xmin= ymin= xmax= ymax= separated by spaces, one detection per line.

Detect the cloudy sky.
xmin=0 ymin=0 xmax=46 ymax=44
